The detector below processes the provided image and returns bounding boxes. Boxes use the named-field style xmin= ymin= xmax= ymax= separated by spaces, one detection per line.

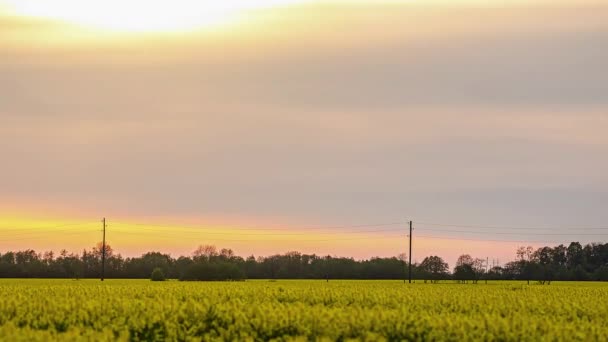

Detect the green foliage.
xmin=150 ymin=268 xmax=166 ymax=282
xmin=1 ymin=241 xmax=607 ymax=281
xmin=0 ymin=279 xmax=607 ymax=341
xmin=453 ymin=264 xmax=476 ymax=282
xmin=180 ymin=261 xmax=245 ymax=281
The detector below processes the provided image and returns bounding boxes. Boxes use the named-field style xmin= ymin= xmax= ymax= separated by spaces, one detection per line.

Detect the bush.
xmin=151 ymin=268 xmax=166 ymax=282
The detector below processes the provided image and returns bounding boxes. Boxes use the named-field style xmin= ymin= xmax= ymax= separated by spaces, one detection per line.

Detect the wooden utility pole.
xmin=408 ymin=220 xmax=413 ymax=284
xmin=101 ymin=218 xmax=106 ymax=282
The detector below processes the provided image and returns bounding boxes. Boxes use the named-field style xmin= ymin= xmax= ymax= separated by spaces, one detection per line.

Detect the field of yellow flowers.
xmin=0 ymin=279 xmax=607 ymax=341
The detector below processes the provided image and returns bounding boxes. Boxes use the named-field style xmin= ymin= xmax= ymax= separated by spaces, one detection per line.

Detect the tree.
xmin=593 ymin=266 xmax=608 ymax=281
xmin=397 ymin=253 xmax=408 ymax=264
xmin=453 ymin=264 xmax=475 ymax=283
xmin=516 ymin=246 xmax=534 ymax=262
xmin=533 ymin=247 xmax=553 ymax=265
xmin=132 ymin=252 xmax=173 ymax=278
xmin=456 ymin=254 xmax=474 ymax=267
xmin=1 ymin=242 xmax=607 ymax=281
xmin=193 ymin=245 xmax=218 ymax=260
xmin=573 ymin=264 xmax=590 ymax=281
xmin=42 ymin=251 xmax=55 ymax=265
xmin=93 ymin=242 xmax=114 ymax=260
xmin=180 ymin=261 xmax=245 ymax=281
xmin=567 ymin=242 xmax=584 ymax=269
xmin=453 ymin=255 xmax=484 ymax=283
xmin=419 ymin=256 xmax=448 ymax=283
xmin=551 ymin=245 xmax=567 ymax=267
xmin=486 ymin=266 xmax=504 ymax=280
xmin=219 ymin=248 xmax=235 ymax=260
xmin=471 ymin=258 xmax=486 ymax=283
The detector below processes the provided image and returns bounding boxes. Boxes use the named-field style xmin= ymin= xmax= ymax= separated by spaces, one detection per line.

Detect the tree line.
xmin=1 ymin=242 xmax=607 ymax=282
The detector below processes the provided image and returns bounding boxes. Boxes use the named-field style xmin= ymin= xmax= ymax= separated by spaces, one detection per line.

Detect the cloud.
xmin=1 ymin=2 xmax=607 ymax=245
xmin=3 ymin=30 xmax=607 ymax=114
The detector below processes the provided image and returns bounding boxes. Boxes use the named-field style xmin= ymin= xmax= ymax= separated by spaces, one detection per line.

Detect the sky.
xmin=1 ymin=0 xmax=607 ymax=267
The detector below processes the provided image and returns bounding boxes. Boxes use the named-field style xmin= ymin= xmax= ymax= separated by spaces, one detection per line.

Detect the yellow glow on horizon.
xmin=3 ymin=0 xmax=309 ymax=33
xmin=0 ymin=214 xmax=402 ymax=253
xmin=0 ymin=214 xmax=532 ymax=265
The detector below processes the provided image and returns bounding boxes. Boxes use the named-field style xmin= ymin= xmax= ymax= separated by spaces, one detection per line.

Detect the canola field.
xmin=0 ymin=279 xmax=607 ymax=341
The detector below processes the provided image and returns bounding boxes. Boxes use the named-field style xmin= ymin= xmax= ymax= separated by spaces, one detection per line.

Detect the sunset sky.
xmin=1 ymin=0 xmax=607 ymax=266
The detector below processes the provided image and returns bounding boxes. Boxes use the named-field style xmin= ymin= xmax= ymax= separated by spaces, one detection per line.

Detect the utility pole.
xmin=101 ymin=218 xmax=106 ymax=282
xmin=408 ymin=220 xmax=413 ymax=284
xmin=486 ymin=256 xmax=489 ymax=284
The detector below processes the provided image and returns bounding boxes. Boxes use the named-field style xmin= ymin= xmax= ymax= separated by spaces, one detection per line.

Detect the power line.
xmin=109 ymin=225 xmax=404 ymax=236
xmin=0 ymin=222 xmax=98 ymax=233
xmin=417 ymin=228 xmax=608 ymax=236
xmin=3 ymin=217 xmax=605 ymax=251
xmin=110 ymin=228 xmax=601 ymax=245
xmin=106 ymin=223 xmax=586 ymax=243
xmin=415 ymin=221 xmax=608 ymax=231
xmin=0 ymin=230 xmax=99 ymax=243
xmin=112 ymin=221 xmax=405 ymax=232
xmin=414 ymin=234 xmax=583 ymax=244
xmin=109 ymin=230 xmax=404 ymax=242
xmin=0 ymin=227 xmax=100 ymax=238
